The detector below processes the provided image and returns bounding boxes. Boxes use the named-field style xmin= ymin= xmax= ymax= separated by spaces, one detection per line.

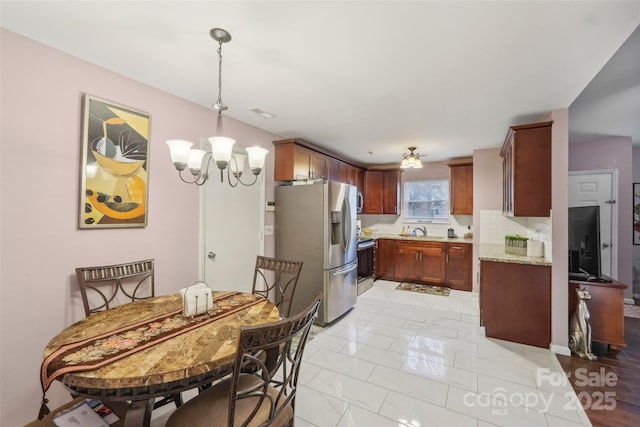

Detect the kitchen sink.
xmin=398 ymin=235 xmax=445 ymax=240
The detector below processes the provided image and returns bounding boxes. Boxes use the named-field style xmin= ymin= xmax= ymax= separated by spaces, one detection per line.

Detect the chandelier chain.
xmin=216 ymin=41 xmax=224 ymax=110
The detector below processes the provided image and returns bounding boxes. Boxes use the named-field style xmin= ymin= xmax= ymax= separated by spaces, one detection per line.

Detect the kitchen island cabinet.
xmin=480 ymin=260 xmax=551 ymax=348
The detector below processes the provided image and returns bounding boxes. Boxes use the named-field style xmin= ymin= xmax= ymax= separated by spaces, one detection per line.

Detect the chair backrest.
xmin=75 ymin=259 xmax=155 ymax=317
xmin=251 ymin=255 xmax=303 ymax=318
xmin=227 ymin=293 xmax=321 ymax=427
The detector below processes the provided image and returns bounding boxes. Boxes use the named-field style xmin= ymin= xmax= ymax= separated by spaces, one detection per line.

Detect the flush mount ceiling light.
xmin=166 ymin=28 xmax=268 ymax=187
xmin=400 ymin=146 xmax=423 ymax=168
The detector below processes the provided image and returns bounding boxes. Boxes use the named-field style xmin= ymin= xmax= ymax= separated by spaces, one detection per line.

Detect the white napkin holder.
xmin=180 ymin=281 xmax=212 ymax=317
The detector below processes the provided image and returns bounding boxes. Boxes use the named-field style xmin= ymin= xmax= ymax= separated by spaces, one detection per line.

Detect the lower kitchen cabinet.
xmin=445 ymin=243 xmax=471 ymax=291
xmin=480 ymin=260 xmax=551 ymax=348
xmin=375 ymin=239 xmax=395 ymax=279
xmin=394 ymin=241 xmax=445 ymax=284
xmin=374 ymin=238 xmax=472 ymax=290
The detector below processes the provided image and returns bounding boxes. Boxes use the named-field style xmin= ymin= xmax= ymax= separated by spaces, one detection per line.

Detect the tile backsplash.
xmin=480 ymin=210 xmax=552 ymax=260
xmin=359 ymin=214 xmax=473 ymax=238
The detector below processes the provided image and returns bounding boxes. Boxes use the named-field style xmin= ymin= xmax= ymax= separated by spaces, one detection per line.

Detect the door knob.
xmin=208 ymin=252 xmax=216 ymax=259
xmin=602 ymin=243 xmax=610 ymax=249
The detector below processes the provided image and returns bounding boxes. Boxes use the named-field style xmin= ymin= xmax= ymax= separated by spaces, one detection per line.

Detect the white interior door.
xmin=202 ymin=167 xmax=265 ymax=293
xmin=568 ymin=171 xmax=617 ymax=279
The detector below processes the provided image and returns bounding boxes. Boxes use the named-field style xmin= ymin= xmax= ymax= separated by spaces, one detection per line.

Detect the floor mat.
xmin=396 ymin=282 xmax=450 ymax=297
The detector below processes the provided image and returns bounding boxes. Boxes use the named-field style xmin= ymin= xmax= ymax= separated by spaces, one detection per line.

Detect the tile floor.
xmin=152 ymin=280 xmax=592 ymax=426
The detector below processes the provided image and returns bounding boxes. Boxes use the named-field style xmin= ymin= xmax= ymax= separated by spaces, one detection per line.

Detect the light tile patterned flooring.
xmin=152 ymin=280 xmax=592 ymax=426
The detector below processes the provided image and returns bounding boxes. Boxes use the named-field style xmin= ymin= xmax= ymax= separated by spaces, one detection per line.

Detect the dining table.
xmin=39 ymin=290 xmax=279 ymax=427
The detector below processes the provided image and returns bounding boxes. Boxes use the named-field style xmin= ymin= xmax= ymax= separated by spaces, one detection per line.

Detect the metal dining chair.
xmin=75 ymin=259 xmax=181 ymax=409
xmin=166 ymin=293 xmax=322 ymax=427
xmin=75 ymin=259 xmax=156 ymax=317
xmin=251 ymin=256 xmax=303 ymax=318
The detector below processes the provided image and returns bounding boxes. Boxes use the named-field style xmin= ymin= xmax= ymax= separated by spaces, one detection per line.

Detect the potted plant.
xmin=505 ymin=235 xmax=528 ymax=256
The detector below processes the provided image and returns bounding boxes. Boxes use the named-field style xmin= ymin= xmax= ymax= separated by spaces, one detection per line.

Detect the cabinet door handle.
xmin=446 ymin=254 xmax=449 ymax=263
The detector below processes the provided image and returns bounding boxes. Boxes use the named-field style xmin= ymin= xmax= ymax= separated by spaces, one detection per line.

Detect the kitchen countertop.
xmin=363 ymin=233 xmax=473 ymax=244
xmin=479 ymin=243 xmax=551 ymax=266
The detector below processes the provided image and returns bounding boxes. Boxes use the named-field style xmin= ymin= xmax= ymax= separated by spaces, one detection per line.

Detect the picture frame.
xmin=634 ymin=182 xmax=640 ymax=245
xmin=79 ymin=94 xmax=151 ymax=228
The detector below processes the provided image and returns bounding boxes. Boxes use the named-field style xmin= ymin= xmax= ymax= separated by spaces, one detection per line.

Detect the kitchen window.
xmin=404 ymin=179 xmax=450 ymax=221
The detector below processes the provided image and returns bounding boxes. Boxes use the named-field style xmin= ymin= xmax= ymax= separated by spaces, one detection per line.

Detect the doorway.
xmin=568 ymin=170 xmax=618 ymax=279
xmin=201 ymin=168 xmax=265 ymax=293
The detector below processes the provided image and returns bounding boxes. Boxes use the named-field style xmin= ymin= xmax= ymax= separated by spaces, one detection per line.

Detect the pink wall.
xmin=569 ymin=136 xmax=633 ymax=299
xmin=472 ymin=147 xmax=503 ymax=291
xmin=0 ymin=29 xmax=280 ymax=425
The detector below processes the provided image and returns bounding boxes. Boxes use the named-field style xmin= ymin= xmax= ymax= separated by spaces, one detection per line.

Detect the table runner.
xmin=38 ymin=291 xmax=263 ymax=418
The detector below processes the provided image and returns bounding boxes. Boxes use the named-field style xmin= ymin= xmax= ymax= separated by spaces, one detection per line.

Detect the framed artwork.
xmin=79 ymin=95 xmax=151 ymax=228
xmin=634 ymin=183 xmax=640 ymax=245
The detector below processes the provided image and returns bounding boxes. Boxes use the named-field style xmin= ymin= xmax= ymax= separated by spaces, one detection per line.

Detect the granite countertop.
xmin=479 ymin=243 xmax=551 ymax=266
xmin=364 ymin=233 xmax=473 ymax=244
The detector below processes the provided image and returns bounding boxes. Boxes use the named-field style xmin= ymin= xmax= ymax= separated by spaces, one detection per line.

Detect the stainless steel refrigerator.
xmin=275 ymin=181 xmax=358 ymax=325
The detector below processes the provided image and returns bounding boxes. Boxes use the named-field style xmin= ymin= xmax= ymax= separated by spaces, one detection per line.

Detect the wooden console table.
xmin=569 ymin=278 xmax=627 ymax=354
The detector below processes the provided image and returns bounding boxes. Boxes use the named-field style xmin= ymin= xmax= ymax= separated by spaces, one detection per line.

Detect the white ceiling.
xmin=2 ymin=1 xmax=639 ymax=165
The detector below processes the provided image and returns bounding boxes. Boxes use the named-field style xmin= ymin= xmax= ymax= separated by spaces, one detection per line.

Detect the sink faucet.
xmin=414 ymin=226 xmax=427 ymax=236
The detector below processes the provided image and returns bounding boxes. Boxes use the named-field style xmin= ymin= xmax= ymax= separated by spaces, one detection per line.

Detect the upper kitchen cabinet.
xmin=500 ymin=121 xmax=552 ymax=217
xmin=363 ymin=170 xmax=401 ymax=214
xmin=274 ymin=139 xmax=325 ymax=181
xmin=273 ymin=138 xmax=364 ymax=188
xmin=448 ymin=162 xmax=473 ymax=215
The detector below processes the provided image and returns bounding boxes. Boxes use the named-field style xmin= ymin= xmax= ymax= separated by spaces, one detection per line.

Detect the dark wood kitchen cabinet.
xmin=356 ymin=168 xmax=365 ymax=194
xmin=480 ymin=260 xmax=551 ymax=348
xmin=375 ymin=239 xmax=395 ymax=279
xmin=273 ymin=140 xmax=327 ymax=181
xmin=328 ymin=157 xmax=340 ymax=181
xmin=448 ymin=162 xmax=473 ymax=215
xmin=501 ymin=121 xmax=552 ymax=217
xmin=568 ymin=279 xmax=627 ymax=354
xmin=363 ymin=170 xmax=401 ymax=214
xmin=444 ymin=242 xmax=471 ymax=291
xmin=273 ymin=138 xmax=365 ymax=183
xmin=394 ymin=241 xmax=445 ymax=284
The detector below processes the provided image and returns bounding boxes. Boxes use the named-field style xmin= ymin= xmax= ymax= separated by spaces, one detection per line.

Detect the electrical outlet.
xmin=264 ymin=225 xmax=274 ymax=236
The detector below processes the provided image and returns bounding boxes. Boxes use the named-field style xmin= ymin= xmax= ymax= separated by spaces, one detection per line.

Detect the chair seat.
xmin=167 ymin=373 xmax=292 ymax=427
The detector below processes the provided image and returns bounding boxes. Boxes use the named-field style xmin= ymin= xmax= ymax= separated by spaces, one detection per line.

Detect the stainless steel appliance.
xmin=275 ymin=181 xmax=357 ymax=325
xmin=356 ymin=191 xmax=363 ymax=213
xmin=357 ymin=238 xmax=375 ymax=295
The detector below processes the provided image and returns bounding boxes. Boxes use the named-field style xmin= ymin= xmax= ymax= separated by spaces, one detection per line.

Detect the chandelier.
xmin=166 ymin=28 xmax=268 ymax=187
xmin=400 ymin=146 xmax=423 ymax=168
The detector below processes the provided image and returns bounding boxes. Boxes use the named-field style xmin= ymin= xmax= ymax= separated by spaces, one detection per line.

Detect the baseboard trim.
xmin=624 ymin=298 xmax=635 ymax=305
xmin=550 ymin=344 xmax=571 ymax=356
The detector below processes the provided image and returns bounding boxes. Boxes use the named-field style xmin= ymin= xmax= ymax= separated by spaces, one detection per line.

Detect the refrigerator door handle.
xmin=332 ymin=263 xmax=357 ymax=276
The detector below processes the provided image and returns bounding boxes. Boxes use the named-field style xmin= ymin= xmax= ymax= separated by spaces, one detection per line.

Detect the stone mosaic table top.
xmin=43 ymin=291 xmax=279 ymax=391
